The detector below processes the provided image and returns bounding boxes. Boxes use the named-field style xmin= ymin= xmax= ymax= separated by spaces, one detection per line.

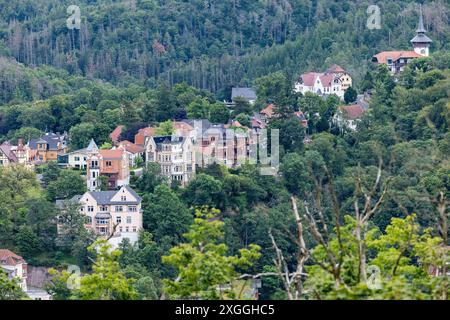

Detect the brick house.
xmin=86 ymin=142 xmax=130 ymax=191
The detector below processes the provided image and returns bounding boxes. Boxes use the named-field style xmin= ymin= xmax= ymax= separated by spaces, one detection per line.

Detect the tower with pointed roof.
xmin=87 ymin=139 xmax=100 ymax=191
xmin=411 ymin=5 xmax=432 ymax=57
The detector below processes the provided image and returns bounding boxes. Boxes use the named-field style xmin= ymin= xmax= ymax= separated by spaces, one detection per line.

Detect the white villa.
xmin=145 ymin=135 xmax=196 ymax=186
xmin=294 ymin=65 xmax=352 ymax=100
xmin=58 ymin=186 xmax=143 ymax=247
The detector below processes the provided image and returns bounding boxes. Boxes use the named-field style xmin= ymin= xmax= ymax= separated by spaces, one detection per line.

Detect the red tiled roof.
xmin=319 ymin=73 xmax=337 ymax=87
xmin=135 ymin=127 xmax=155 ymax=146
xmin=0 ymin=142 xmax=18 ymax=162
xmin=327 ymin=64 xmax=346 ymax=73
xmin=119 ymin=140 xmax=145 ymax=154
xmin=99 ymin=149 xmax=124 ymax=159
xmin=372 ymin=51 xmax=423 ymax=64
xmin=260 ymin=104 xmax=275 ymax=117
xmin=109 ymin=125 xmax=124 ymax=142
xmin=0 ymin=249 xmax=25 ymax=266
xmin=339 ymin=104 xmax=365 ymax=120
xmin=109 ymin=125 xmax=124 ymax=143
xmin=299 ymin=72 xmax=339 ymax=88
xmin=299 ymin=72 xmax=322 ymax=87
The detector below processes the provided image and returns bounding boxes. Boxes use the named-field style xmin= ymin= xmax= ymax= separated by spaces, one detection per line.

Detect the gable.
xmin=110 ymin=186 xmax=138 ymax=203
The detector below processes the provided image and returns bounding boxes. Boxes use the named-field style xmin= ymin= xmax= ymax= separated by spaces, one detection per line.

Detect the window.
xmin=96 ymin=218 xmax=109 ymax=225
xmin=115 ymin=206 xmax=123 ymax=212
xmin=129 ymin=206 xmax=137 ymax=212
xmin=126 ymin=227 xmax=129 ymax=233
xmin=86 ymin=217 xmax=92 ymax=224
xmin=116 ymin=216 xmax=122 ymax=224
xmin=100 ymin=206 xmax=108 ymax=212
xmin=75 ymin=156 xmax=80 ymax=161
xmin=121 ymin=196 xmax=127 ymax=201
xmin=133 ymin=227 xmax=137 ymax=232
xmin=127 ymin=216 xmax=132 ymax=224
xmin=106 ymin=161 xmax=112 ymax=167
xmin=87 ymin=206 xmax=94 ymax=212
xmin=119 ymin=227 xmax=123 ymax=233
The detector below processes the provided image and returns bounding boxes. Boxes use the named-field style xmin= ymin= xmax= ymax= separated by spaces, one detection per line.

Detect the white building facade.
xmin=145 ymin=135 xmax=196 ymax=186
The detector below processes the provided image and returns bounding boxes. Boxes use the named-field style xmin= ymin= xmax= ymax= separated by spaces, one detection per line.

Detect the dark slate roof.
xmin=89 ymin=186 xmax=142 ymax=205
xmin=152 ymin=136 xmax=186 ymax=151
xmin=28 ymin=133 xmax=67 ymax=150
xmin=183 ymin=119 xmax=213 ymax=134
xmin=55 ymin=195 xmax=82 ymax=209
xmin=57 ymin=187 xmax=142 ymax=207
xmin=231 ymin=87 xmax=257 ymax=101
xmin=410 ymin=33 xmax=433 ymax=44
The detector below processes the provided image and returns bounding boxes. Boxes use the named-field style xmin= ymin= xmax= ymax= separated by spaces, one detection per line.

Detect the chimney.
xmin=18 ymin=138 xmax=23 ymax=147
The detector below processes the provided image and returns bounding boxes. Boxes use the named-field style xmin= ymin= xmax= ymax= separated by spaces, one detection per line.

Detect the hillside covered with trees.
xmin=0 ymin=0 xmax=449 ymax=301
xmin=0 ymin=0 xmax=449 ymax=97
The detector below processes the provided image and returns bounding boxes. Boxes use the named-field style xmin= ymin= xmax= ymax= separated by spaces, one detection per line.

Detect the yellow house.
xmin=327 ymin=65 xmax=352 ymax=91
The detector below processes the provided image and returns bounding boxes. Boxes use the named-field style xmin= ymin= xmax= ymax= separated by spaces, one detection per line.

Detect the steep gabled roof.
xmin=87 ymin=186 xmax=142 ymax=205
xmin=109 ymin=125 xmax=124 ymax=143
xmin=0 ymin=249 xmax=26 ymax=266
xmin=260 ymin=104 xmax=275 ymax=117
xmin=0 ymin=142 xmax=18 ymax=162
xmin=135 ymin=127 xmax=155 ymax=145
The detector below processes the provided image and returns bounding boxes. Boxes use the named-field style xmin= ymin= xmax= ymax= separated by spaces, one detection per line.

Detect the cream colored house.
xmin=0 ymin=249 xmax=28 ymax=291
xmin=59 ymin=186 xmax=143 ymax=247
xmin=145 ymin=135 xmax=195 ymax=186
xmin=294 ymin=65 xmax=352 ymax=100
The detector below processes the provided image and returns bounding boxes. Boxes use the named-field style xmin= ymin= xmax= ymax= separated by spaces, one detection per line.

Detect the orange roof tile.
xmin=135 ymin=127 xmax=155 ymax=146
xmin=339 ymin=104 xmax=365 ymax=119
xmin=372 ymin=51 xmax=423 ymax=64
xmin=0 ymin=249 xmax=25 ymax=266
xmin=260 ymin=104 xmax=275 ymax=117
xmin=119 ymin=140 xmax=145 ymax=154
xmin=99 ymin=149 xmax=123 ymax=159
xmin=109 ymin=125 xmax=124 ymax=143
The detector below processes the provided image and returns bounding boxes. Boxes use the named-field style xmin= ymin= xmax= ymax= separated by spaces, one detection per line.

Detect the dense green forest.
xmin=0 ymin=0 xmax=449 ymax=97
xmin=0 ymin=0 xmax=449 ymax=300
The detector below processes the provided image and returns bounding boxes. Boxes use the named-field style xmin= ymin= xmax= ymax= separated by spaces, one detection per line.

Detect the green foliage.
xmin=0 ymin=270 xmax=28 ymax=300
xmin=154 ymin=120 xmax=175 ymax=136
xmin=162 ymin=208 xmax=261 ymax=299
xmin=77 ymin=240 xmax=137 ymax=300
xmin=344 ymin=86 xmax=357 ymax=104
xmin=305 ymin=215 xmax=449 ymax=300
xmin=46 ymin=170 xmax=87 ymax=201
